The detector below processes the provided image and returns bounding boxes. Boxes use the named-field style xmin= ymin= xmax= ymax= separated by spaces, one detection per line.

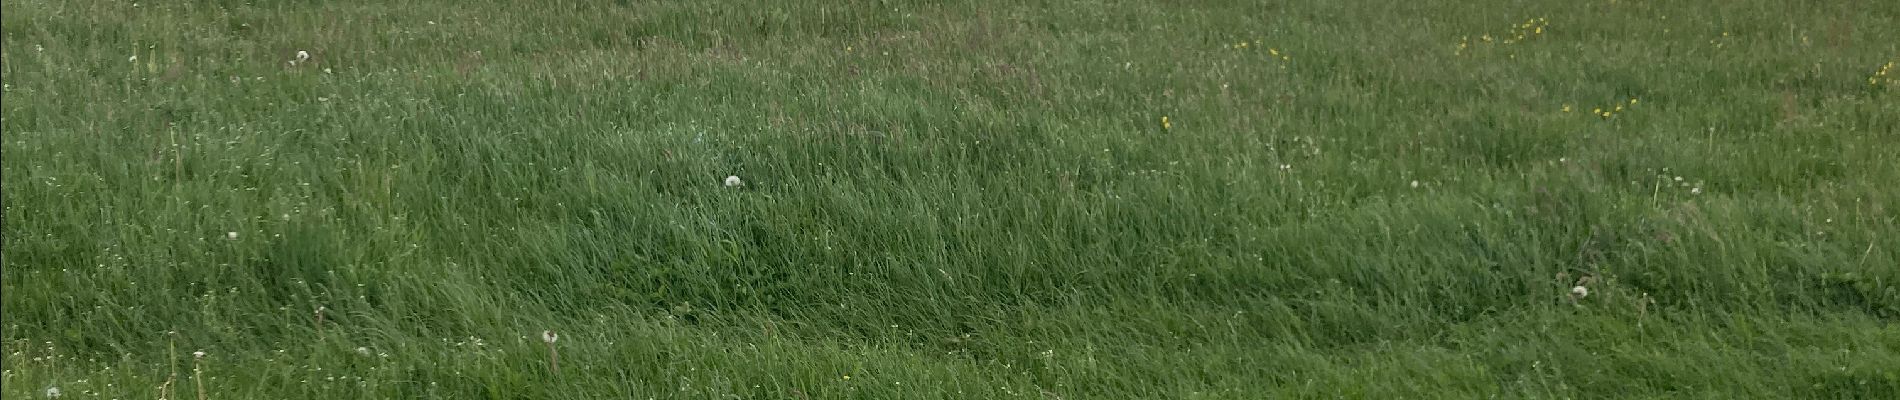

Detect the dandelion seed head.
xmin=723 ymin=175 xmax=744 ymax=188
xmin=542 ymin=330 xmax=558 ymax=344
xmin=1570 ymin=286 xmax=1589 ymax=298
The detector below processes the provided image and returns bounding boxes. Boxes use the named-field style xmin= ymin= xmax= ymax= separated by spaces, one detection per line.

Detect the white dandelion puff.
xmin=723 ymin=175 xmax=745 ymax=187
xmin=1570 ymin=286 xmax=1589 ymax=298
xmin=1409 ymin=180 xmax=1420 ymax=188
xmin=542 ymin=330 xmax=558 ymax=344
xmin=192 ymin=350 xmax=206 ymax=358
xmin=45 ymin=386 xmax=61 ymax=398
xmin=226 ymin=231 xmax=239 ymax=240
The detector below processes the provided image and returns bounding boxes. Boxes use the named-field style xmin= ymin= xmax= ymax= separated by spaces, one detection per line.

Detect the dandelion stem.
xmin=547 ymin=342 xmax=560 ymax=375
xmin=193 ymin=358 xmax=208 ymax=400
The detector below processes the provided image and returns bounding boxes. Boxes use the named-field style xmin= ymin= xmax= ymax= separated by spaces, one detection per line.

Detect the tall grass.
xmin=4 ymin=0 xmax=1898 ymax=398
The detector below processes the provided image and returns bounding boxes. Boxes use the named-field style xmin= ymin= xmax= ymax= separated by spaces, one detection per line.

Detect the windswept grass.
xmin=4 ymin=0 xmax=1898 ymax=398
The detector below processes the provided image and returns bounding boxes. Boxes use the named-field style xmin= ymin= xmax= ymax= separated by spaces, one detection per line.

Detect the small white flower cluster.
xmin=1648 ymin=168 xmax=1704 ymax=195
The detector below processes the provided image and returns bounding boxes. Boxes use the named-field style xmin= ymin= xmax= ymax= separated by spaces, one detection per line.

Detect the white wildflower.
xmin=1570 ymin=286 xmax=1589 ymax=298
xmin=45 ymin=386 xmax=61 ymax=398
xmin=355 ymin=347 xmax=370 ymax=356
xmin=192 ymin=351 xmax=206 ymax=359
xmin=723 ymin=175 xmax=744 ymax=187
xmin=226 ymin=231 xmax=238 ymax=240
xmin=542 ymin=330 xmax=558 ymax=344
xmin=295 ymin=50 xmax=311 ymax=64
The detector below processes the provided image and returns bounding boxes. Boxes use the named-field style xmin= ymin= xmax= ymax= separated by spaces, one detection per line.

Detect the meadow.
xmin=3 ymin=0 xmax=1898 ymax=398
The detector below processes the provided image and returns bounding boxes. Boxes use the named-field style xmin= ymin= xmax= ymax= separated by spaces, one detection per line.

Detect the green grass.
xmin=4 ymin=0 xmax=1898 ymax=398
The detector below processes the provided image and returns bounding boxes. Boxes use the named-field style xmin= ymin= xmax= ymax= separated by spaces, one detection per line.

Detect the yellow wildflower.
xmin=1562 ymin=104 xmax=1573 ymax=113
xmin=1161 ymin=116 xmax=1171 ymax=130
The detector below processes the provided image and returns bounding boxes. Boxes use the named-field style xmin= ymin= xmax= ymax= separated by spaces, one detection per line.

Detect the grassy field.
xmin=4 ymin=0 xmax=1898 ymax=398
